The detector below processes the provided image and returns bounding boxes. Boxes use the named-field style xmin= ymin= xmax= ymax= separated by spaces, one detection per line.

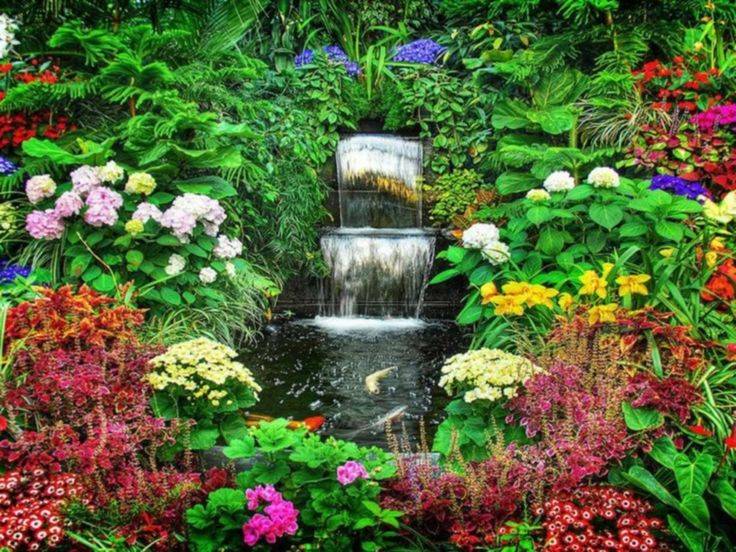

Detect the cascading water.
xmin=320 ymin=134 xmax=436 ymax=319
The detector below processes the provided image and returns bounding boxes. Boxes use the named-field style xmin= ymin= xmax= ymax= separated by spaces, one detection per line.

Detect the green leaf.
xmin=527 ymin=105 xmax=577 ymax=134
xmin=589 ymin=203 xmax=623 ymax=230
xmin=223 ymin=435 xmax=256 ymax=459
xmin=457 ymin=304 xmax=482 ymax=325
xmin=496 ymin=172 xmax=538 ymax=194
xmin=207 ymin=488 xmax=245 ymax=512
xmin=526 ymin=206 xmax=553 ymax=225
xmin=655 ymin=220 xmax=684 ymax=241
xmin=160 ymin=287 xmax=182 ymax=306
xmin=219 ymin=414 xmax=249 ymax=443
xmin=125 ymin=249 xmax=144 ymax=267
xmin=491 ymin=99 xmax=530 ymax=130
xmin=92 ymin=273 xmax=115 ymax=293
xmin=622 ymin=402 xmax=664 ymax=431
xmin=175 ymin=176 xmax=237 ymax=199
xmin=150 ymin=392 xmax=178 ymax=419
xmin=667 ymin=515 xmax=706 ymax=552
xmin=711 ymin=478 xmax=736 ymax=518
xmin=649 ymin=437 xmax=677 ymax=469
xmin=565 ymin=184 xmax=594 ymax=201
xmin=673 ymin=453 xmax=714 ymax=497
xmin=619 ymin=220 xmax=648 ymax=237
xmin=624 ymin=466 xmax=680 ymax=509
xmin=157 ymin=235 xmax=182 ymax=246
xmin=70 ymin=255 xmax=92 ymax=278
xmin=429 ymin=268 xmax=460 ymax=284
xmin=679 ymin=493 xmax=710 ymax=532
xmin=190 ymin=425 xmax=219 ymax=450
xmin=537 ymin=228 xmax=565 ymax=255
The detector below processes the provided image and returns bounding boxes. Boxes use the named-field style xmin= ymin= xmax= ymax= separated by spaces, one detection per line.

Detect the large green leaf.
xmin=589 ymin=203 xmax=624 ymax=230
xmin=679 ymin=493 xmax=710 ymax=532
xmin=673 ymin=453 xmax=715 ymax=497
xmin=527 ymin=106 xmax=577 ymax=134
xmin=622 ymin=402 xmax=664 ymax=431
xmin=624 ymin=466 xmax=680 ymax=509
xmin=491 ymin=99 xmax=531 ymax=130
xmin=496 ymin=171 xmax=538 ymax=194
xmin=711 ymin=478 xmax=736 ymax=518
xmin=667 ymin=515 xmax=706 ymax=552
xmin=175 ymin=175 xmax=237 ymax=199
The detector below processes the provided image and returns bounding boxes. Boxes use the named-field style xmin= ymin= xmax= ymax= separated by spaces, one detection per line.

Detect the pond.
xmin=241 ymin=316 xmax=466 ymax=447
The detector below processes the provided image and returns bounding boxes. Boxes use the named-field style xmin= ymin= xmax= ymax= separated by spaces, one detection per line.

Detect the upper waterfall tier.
xmin=336 ymin=134 xmax=423 ymax=228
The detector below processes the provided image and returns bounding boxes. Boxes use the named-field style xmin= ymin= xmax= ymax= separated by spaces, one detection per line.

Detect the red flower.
xmin=726 ymin=343 xmax=736 ymax=361
xmin=0 ymin=416 xmax=6 ymax=432
xmin=725 ymin=425 xmax=736 ymax=450
xmin=688 ymin=424 xmax=713 ymax=437
xmin=0 ymin=63 xmax=11 ymax=74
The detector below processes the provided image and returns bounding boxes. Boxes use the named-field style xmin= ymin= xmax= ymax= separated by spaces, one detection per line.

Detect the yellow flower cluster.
xmin=438 ymin=348 xmax=543 ymax=403
xmin=579 ymin=262 xmax=650 ymax=298
xmin=125 ymin=219 xmax=144 ymax=236
xmin=125 ymin=172 xmax=157 ymax=196
xmin=480 ymin=281 xmax=559 ymax=316
xmin=146 ymin=337 xmax=261 ymax=407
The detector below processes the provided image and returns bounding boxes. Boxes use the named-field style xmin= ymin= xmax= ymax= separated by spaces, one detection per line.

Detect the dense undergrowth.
xmin=1 ymin=0 xmax=736 ymax=550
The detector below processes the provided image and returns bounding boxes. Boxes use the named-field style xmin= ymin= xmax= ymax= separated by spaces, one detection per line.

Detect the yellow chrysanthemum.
xmin=480 ymin=282 xmax=498 ymax=305
xmin=588 ymin=303 xmax=618 ymax=324
xmin=490 ymin=294 xmax=525 ymax=316
xmin=616 ymin=274 xmax=651 ymax=296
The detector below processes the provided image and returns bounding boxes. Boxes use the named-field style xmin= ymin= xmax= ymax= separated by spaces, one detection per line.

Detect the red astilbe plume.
xmin=4 ymin=285 xmax=144 ymax=354
xmin=535 ymin=486 xmax=668 ymax=551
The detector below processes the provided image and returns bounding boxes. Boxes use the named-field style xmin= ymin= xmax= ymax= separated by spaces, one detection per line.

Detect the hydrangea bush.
xmin=22 ymin=163 xmax=247 ymax=314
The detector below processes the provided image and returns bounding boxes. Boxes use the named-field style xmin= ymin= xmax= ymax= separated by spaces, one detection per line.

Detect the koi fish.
xmin=244 ymin=414 xmax=326 ymax=432
xmin=346 ymin=405 xmax=408 ymax=438
xmin=364 ymin=366 xmax=397 ymax=395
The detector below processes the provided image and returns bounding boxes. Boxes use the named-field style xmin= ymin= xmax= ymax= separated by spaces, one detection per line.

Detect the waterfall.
xmin=320 ymin=135 xmax=435 ymax=319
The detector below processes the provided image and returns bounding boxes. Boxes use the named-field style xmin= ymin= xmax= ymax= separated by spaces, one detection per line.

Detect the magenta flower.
xmin=54 ymin=191 xmax=83 ymax=218
xmin=336 ymin=460 xmax=369 ymax=485
xmin=70 ymin=165 xmax=101 ymax=197
xmin=242 ymin=485 xmax=298 ymax=547
xmin=26 ymin=209 xmax=64 ymax=239
xmin=84 ymin=186 xmax=122 ymax=227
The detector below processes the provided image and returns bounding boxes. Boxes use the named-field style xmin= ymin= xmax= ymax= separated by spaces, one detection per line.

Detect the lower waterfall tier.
xmin=319 ymin=228 xmax=436 ymax=318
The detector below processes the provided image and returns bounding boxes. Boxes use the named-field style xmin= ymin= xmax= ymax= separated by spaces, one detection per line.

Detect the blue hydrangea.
xmin=0 ymin=259 xmax=31 ymax=283
xmin=294 ymin=45 xmax=361 ymax=77
xmin=0 ymin=155 xmax=17 ymax=176
xmin=649 ymin=174 xmax=709 ymax=200
xmin=392 ymin=39 xmax=446 ymax=64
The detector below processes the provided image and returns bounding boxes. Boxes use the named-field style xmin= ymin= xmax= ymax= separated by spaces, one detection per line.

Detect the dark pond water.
xmin=240 ymin=317 xmax=467 ymax=448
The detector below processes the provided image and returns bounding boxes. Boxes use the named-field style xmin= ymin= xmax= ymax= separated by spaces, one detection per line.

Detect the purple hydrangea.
xmin=0 ymin=156 xmax=17 ymax=176
xmin=294 ymin=45 xmax=361 ymax=77
xmin=392 ymin=39 xmax=446 ymax=64
xmin=649 ymin=174 xmax=709 ymax=200
xmin=0 ymin=259 xmax=31 ymax=283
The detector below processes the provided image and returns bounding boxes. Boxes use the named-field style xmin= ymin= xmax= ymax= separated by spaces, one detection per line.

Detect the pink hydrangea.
xmin=242 ymin=485 xmax=299 ymax=547
xmin=132 ymin=202 xmax=163 ymax=224
xmin=25 ymin=175 xmax=56 ymax=204
xmin=160 ymin=206 xmax=197 ymax=241
xmin=54 ymin=191 xmax=83 ymax=218
xmin=336 ymin=460 xmax=369 ymax=485
xmin=70 ymin=165 xmax=101 ymax=197
xmin=26 ymin=209 xmax=65 ymax=239
xmin=84 ymin=186 xmax=122 ymax=227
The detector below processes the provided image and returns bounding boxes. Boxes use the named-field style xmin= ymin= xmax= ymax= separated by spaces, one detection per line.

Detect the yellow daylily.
xmin=558 ymin=292 xmax=574 ymax=311
xmin=480 ymin=282 xmax=498 ymax=305
xmin=703 ymin=192 xmax=736 ymax=224
xmin=525 ymin=284 xmax=559 ymax=308
xmin=616 ymin=274 xmax=651 ymax=296
xmin=588 ymin=303 xmax=618 ymax=324
xmin=580 ymin=263 xmax=615 ymax=298
xmin=502 ymin=281 xmax=531 ymax=296
xmin=705 ymin=250 xmax=719 ymax=268
xmin=490 ymin=294 xmax=525 ymax=316
xmin=710 ymin=237 xmax=727 ymax=252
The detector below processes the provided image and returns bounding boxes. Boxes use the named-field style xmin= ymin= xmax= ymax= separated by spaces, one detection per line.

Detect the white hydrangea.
xmin=225 ymin=261 xmax=237 ymax=278
xmin=213 ymin=235 xmax=243 ymax=259
xmin=461 ymin=223 xmax=500 ymax=250
xmin=97 ymin=160 xmax=125 ymax=184
xmin=482 ymin=241 xmax=510 ymax=265
xmin=587 ymin=167 xmax=620 ymax=189
xmin=199 ymin=266 xmax=217 ymax=284
xmin=70 ymin=165 xmax=102 ymax=197
xmin=526 ymin=188 xmax=551 ymax=202
xmin=165 ymin=254 xmax=186 ymax=276
xmin=0 ymin=14 xmax=20 ymax=59
xmin=543 ymin=170 xmax=576 ymax=193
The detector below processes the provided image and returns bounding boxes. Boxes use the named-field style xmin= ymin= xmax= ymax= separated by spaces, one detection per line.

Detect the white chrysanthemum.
xmin=199 ymin=266 xmax=217 ymax=284
xmin=97 ymin=160 xmax=125 ymax=184
xmin=461 ymin=223 xmax=500 ymax=250
xmin=543 ymin=170 xmax=576 ymax=193
xmin=587 ymin=167 xmax=620 ymax=188
xmin=526 ymin=188 xmax=551 ymax=202
xmin=482 ymin=241 xmax=510 ymax=265
xmin=165 ymin=254 xmax=186 ymax=276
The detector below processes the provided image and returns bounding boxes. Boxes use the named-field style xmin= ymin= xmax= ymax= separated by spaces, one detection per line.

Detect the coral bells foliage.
xmin=0 ymin=468 xmax=85 ymax=551
xmin=536 ymin=486 xmax=667 ymax=552
xmin=3 ymin=285 xmax=143 ymax=353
